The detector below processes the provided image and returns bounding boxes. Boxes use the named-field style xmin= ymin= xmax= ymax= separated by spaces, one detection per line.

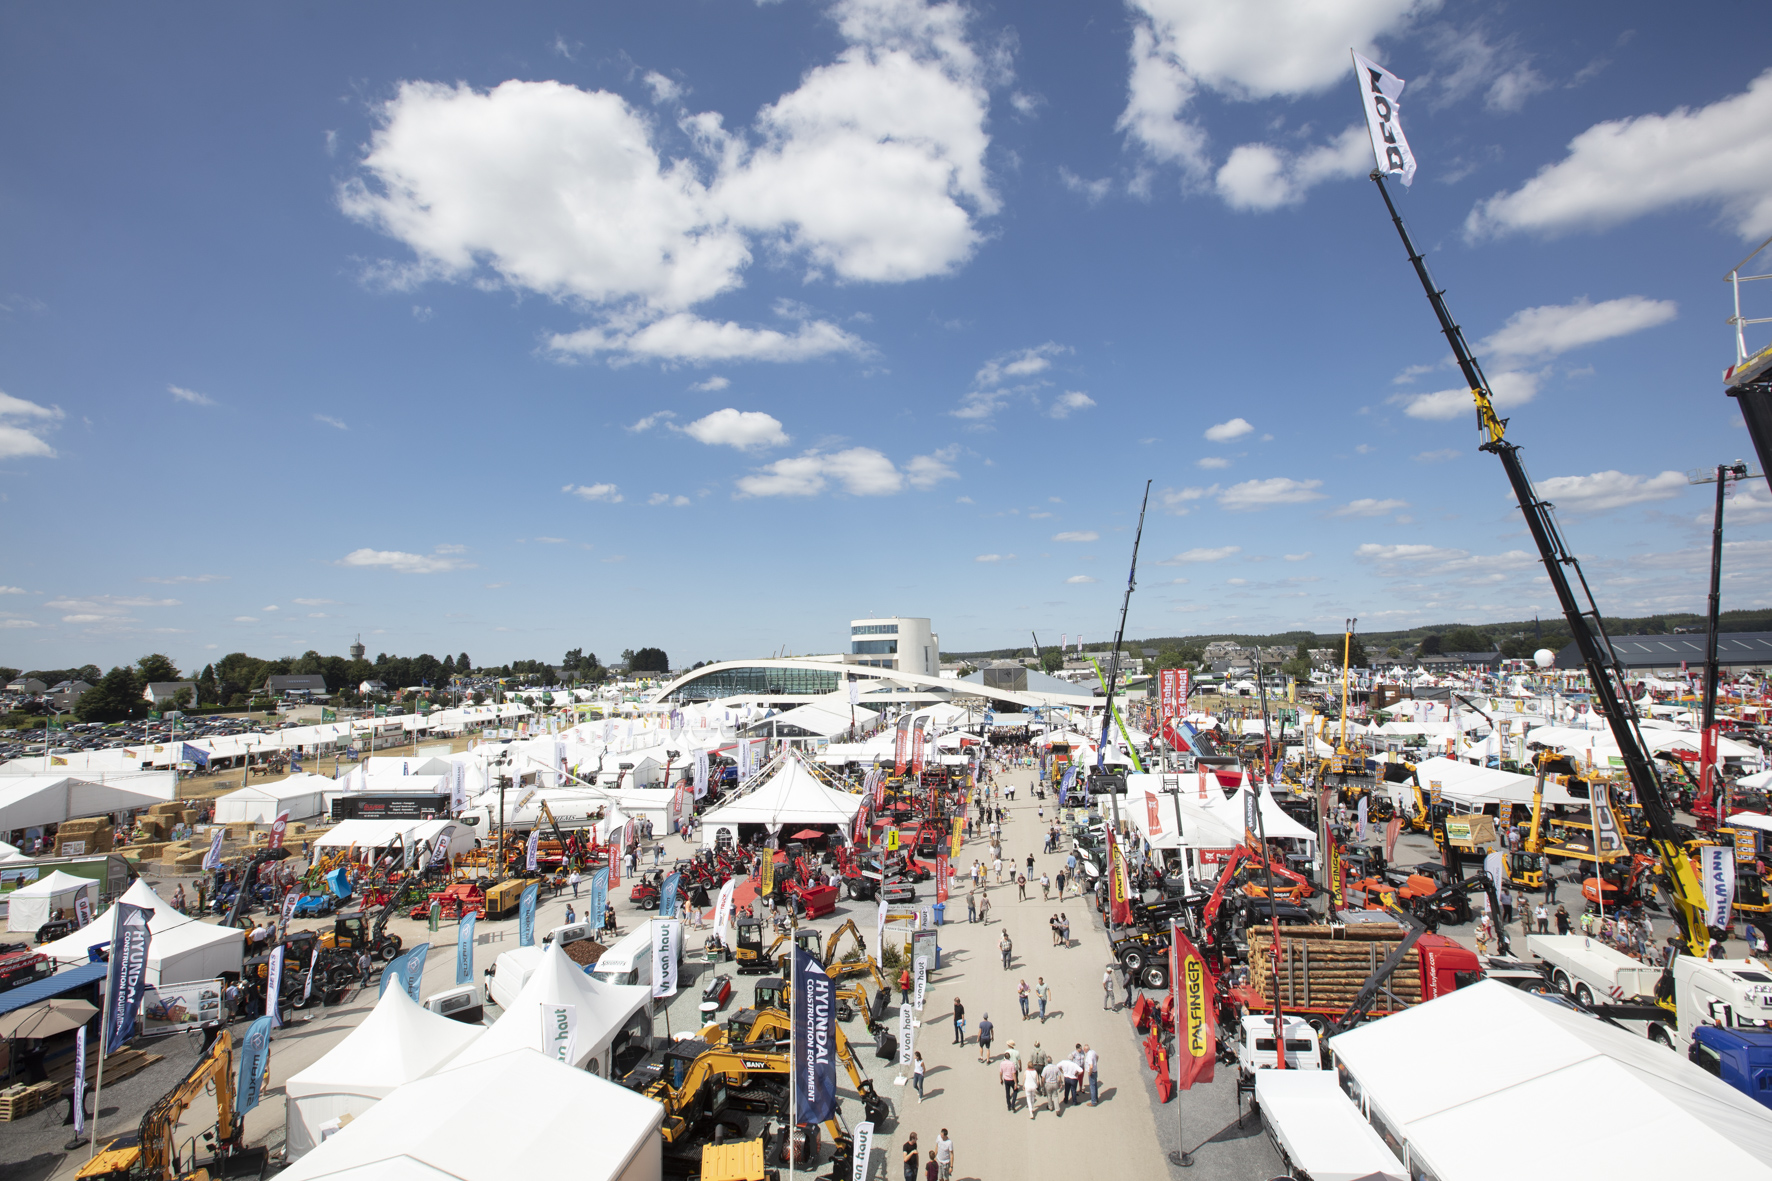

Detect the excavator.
xmin=77 ymin=1030 xmax=259 ymax=1181
xmin=317 ymin=883 xmax=406 ymax=961
xmin=734 ymin=922 xmax=820 ymax=976
xmin=700 ymin=1005 xmax=893 ymax=1126
xmin=220 ymin=846 xmax=292 ymax=929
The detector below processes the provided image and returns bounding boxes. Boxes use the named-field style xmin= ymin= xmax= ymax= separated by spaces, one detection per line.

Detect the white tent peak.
xmin=702 ymin=756 xmax=863 ymax=830
xmin=452 ymin=940 xmax=652 ymax=1071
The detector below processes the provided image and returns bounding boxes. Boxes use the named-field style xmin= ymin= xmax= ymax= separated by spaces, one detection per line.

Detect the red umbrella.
xmin=790 ymin=828 xmax=826 ymax=840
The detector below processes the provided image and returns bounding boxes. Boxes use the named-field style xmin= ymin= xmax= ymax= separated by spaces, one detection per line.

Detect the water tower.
xmin=349 ymin=634 xmax=365 ymax=660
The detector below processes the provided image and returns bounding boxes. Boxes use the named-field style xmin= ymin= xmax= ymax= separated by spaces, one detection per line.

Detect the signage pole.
xmin=86 ymin=975 xmax=109 ymax=1160
xmin=1167 ymin=915 xmax=1192 ymax=1168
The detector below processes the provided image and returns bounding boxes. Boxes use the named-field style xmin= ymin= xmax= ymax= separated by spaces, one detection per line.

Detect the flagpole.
xmin=87 ymin=967 xmax=110 ymax=1160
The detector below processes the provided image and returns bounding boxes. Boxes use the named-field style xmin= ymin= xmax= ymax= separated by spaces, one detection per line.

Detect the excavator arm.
xmin=821 ymin=918 xmax=868 ymax=967
xmin=79 ymin=1031 xmax=236 ymax=1180
xmin=223 ymin=847 xmax=291 ymax=929
xmin=720 ymin=1008 xmax=892 ymax=1124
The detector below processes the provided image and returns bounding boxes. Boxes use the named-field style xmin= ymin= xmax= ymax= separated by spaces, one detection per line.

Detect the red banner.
xmin=1158 ymin=668 xmax=1192 ymax=751
xmin=911 ymin=720 xmax=926 ymax=777
xmin=1171 ymin=923 xmax=1216 ymax=1089
xmin=893 ymin=717 xmax=911 ymax=775
xmin=268 ymin=810 xmax=290 ymax=851
xmin=1384 ymin=816 xmax=1403 ymax=862
xmin=1108 ymin=833 xmax=1133 ymax=925
xmin=1145 ymin=791 xmax=1163 ymax=837
xmin=936 ymin=854 xmax=949 ymax=902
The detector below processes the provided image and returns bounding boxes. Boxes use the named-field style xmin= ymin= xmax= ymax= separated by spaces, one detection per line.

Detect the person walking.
xmin=1555 ymin=904 xmax=1570 ymax=935
xmin=1058 ymin=1054 xmax=1082 ymax=1107
xmin=1084 ymin=1044 xmax=1100 ymax=1106
xmin=935 ymin=1131 xmax=954 ymax=1181
xmin=1017 ymin=873 xmax=1028 ymax=901
xmin=967 ymin=890 xmax=978 ymax=923
xmin=912 ymin=1051 xmax=926 ymax=1101
xmin=1001 ymin=932 xmax=1014 ymax=970
xmin=1018 ymin=979 xmax=1030 ymax=1020
xmin=1022 ymin=1062 xmax=1041 ymax=1120
xmin=994 ymin=856 xmax=1004 ymax=884
xmin=1049 ymin=914 xmax=1061 ymax=946
xmin=952 ymin=997 xmax=966 ymax=1045
xmin=1036 ymin=977 xmax=1051 ymax=1022
xmin=569 ymin=868 xmax=581 ymax=898
xmin=1102 ymin=967 xmax=1116 ymax=1010
xmin=1055 ymin=869 xmax=1067 ymax=897
xmin=1059 ymin=913 xmax=1071 ymax=945
xmin=1042 ymin=1057 xmax=1064 ymax=1115
xmin=979 ymin=894 xmax=992 ymax=924
xmin=998 ymin=1056 xmax=1019 ymax=1111
xmin=977 ymin=1013 xmax=994 ymax=1062
xmin=924 ymin=1151 xmax=938 ymax=1181
xmin=1025 ymin=853 xmax=1035 ymax=877
xmin=1041 ymin=871 xmax=1051 ymax=900
xmin=1535 ymin=902 xmax=1549 ymax=934
xmin=903 ymin=1133 xmax=920 ymax=1181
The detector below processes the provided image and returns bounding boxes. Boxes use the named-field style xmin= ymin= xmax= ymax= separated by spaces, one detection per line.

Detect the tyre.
xmin=1140 ymin=964 xmax=1168 ymax=990
xmin=1552 ymin=969 xmax=1570 ymax=993
xmin=1649 ymin=1025 xmax=1675 ymax=1050
xmin=643 ymin=897 xmax=659 ymax=911
xmin=1120 ymin=947 xmax=1147 ymax=972
xmin=1574 ymin=983 xmax=1594 ymax=1008
xmin=375 ymin=936 xmax=402 ymax=962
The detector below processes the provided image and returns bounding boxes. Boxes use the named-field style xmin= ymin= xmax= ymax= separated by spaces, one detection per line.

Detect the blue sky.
xmin=5 ymin=0 xmax=1772 ymax=672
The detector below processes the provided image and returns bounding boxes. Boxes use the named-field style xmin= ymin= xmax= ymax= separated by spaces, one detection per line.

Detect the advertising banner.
xmin=142 ymin=978 xmax=223 ymax=1031
xmin=913 ymin=954 xmax=928 ymax=1011
xmin=1592 ymin=784 xmax=1625 ymax=855
xmin=235 ymin=1016 xmax=273 ymax=1115
xmin=526 ymin=829 xmax=540 ymax=873
xmin=430 ymin=824 xmax=456 ymax=870
xmin=1353 ymin=51 xmax=1417 ymax=186
xmin=1329 ymin=842 xmax=1346 ymax=911
xmin=1701 ymin=845 xmax=1736 ymax=929
xmin=794 ymin=946 xmax=838 ymax=1122
xmin=759 ymin=848 xmax=776 ymax=898
xmin=897 ymin=1000 xmax=917 ymax=1071
xmin=73 ymin=1026 xmax=87 ymax=1134
xmin=266 ymin=946 xmax=285 ymax=1028
xmin=104 ymin=903 xmax=153 ymax=1053
xmin=935 ymin=855 xmax=948 ymax=904
xmin=694 ymin=751 xmax=710 ymax=800
xmin=652 ymin=918 xmax=681 ymax=999
xmin=519 ymin=883 xmax=539 ymax=947
xmin=268 ymin=810 xmax=290 ymax=852
xmin=894 ymin=716 xmax=911 ymax=775
xmin=541 ymin=1003 xmax=577 ymax=1064
xmin=1172 ymin=922 xmax=1216 ymax=1089
xmin=660 ymin=872 xmax=681 ymax=918
xmin=457 ymin=912 xmax=476 ymax=984
xmin=712 ymin=876 xmax=736 ymax=939
xmin=851 ymin=1122 xmax=873 ymax=1181
xmin=278 ymin=889 xmax=300 ymax=939
xmin=202 ymin=828 xmax=225 ymax=871
xmin=1145 ymin=791 xmax=1163 ymax=837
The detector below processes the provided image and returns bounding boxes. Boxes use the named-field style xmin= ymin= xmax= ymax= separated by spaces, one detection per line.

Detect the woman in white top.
xmin=1022 ymin=1064 xmax=1040 ymax=1119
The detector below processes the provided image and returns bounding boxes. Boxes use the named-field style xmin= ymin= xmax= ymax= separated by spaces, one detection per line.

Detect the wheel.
xmin=1120 ymin=947 xmax=1147 ymax=972
xmin=1552 ymin=969 xmax=1570 ymax=993
xmin=375 ymin=935 xmax=403 ymax=961
xmin=1574 ymin=983 xmax=1594 ymax=1008
xmin=642 ymin=897 xmax=659 ymax=911
xmin=1649 ymin=1025 xmax=1675 ymax=1049
xmin=1140 ymin=964 xmax=1168 ymax=990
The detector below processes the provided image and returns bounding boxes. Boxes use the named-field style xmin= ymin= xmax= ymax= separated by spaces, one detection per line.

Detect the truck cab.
xmin=1235 ymin=1014 xmax=1322 ymax=1076
xmin=1690 ymin=1025 xmax=1772 ymax=1108
xmin=1672 ymin=957 xmax=1772 ymax=1050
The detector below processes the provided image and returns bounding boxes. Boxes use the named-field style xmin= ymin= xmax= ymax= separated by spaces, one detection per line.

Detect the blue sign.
xmin=588 ymin=868 xmax=609 ymax=930
xmin=104 ymin=903 xmax=153 ymax=1053
xmin=519 ymin=883 xmax=539 ymax=947
xmin=792 ymin=947 xmax=837 ymax=1123
xmin=660 ymin=872 xmax=681 ymax=919
xmin=456 ymin=913 xmax=476 ymax=984
xmin=381 ymin=942 xmax=431 ymax=1001
xmin=1059 ymin=765 xmax=1076 ymax=806
xmin=235 ymin=1016 xmax=273 ymax=1115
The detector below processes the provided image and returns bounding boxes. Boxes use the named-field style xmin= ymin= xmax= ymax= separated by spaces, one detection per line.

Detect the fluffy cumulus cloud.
xmin=1160 ymin=545 xmax=1240 ymax=563
xmin=343 ymin=0 xmax=1001 ymax=366
xmin=0 ymin=389 xmax=63 ymax=460
xmin=1535 ymin=470 xmax=1686 ymax=514
xmin=1049 ymin=391 xmax=1096 ymax=419
xmin=1159 ymin=484 xmax=1214 ymax=514
xmin=1118 ymin=0 xmax=1426 ymax=186
xmin=1398 ymin=369 xmax=1540 ymax=420
xmin=168 ymin=384 xmax=216 ymax=406
xmin=1203 ymin=416 xmax=1252 ymax=442
xmin=1214 ymin=125 xmax=1370 ymax=211
xmin=736 ymin=444 xmax=956 ymax=497
xmin=681 ymin=408 xmax=790 ymax=450
xmin=336 ymin=547 xmax=476 ymax=574
xmin=955 ymin=342 xmax=1070 ymax=420
xmin=1477 ymin=296 xmax=1678 ymax=361
xmin=1217 ymin=477 xmax=1325 ymax=510
xmin=1467 ymin=69 xmax=1772 ymax=241
xmin=563 ymin=482 xmax=623 ymax=502
xmin=1331 ymin=497 xmax=1409 ymax=517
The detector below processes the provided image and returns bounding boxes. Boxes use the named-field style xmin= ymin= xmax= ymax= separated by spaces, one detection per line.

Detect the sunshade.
xmin=790 ymin=828 xmax=827 ymax=839
xmin=0 ymin=997 xmax=97 ymax=1039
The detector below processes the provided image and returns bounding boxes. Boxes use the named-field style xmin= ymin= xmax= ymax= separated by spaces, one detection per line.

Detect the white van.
xmin=589 ymin=920 xmax=683 ymax=993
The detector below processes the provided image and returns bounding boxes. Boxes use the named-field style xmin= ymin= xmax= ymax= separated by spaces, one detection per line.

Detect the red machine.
xmin=410 ymin=882 xmax=486 ymax=920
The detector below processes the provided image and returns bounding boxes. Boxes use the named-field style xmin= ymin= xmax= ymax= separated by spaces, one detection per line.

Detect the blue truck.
xmin=1689 ymin=1026 xmax=1772 ymax=1109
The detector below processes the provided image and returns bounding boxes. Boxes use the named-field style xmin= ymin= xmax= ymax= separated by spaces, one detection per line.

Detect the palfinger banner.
xmin=1171 ymin=922 xmax=1216 ymax=1089
xmin=1352 ymin=51 xmax=1417 ymax=186
xmin=1108 ymin=838 xmax=1133 ymax=926
xmin=1329 ymin=842 xmax=1346 ymax=910
xmin=1701 ymin=845 xmax=1736 ymax=929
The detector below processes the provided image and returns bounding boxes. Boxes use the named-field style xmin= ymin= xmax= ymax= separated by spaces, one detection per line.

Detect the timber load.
xmin=1244 ymin=924 xmax=1421 ymax=1013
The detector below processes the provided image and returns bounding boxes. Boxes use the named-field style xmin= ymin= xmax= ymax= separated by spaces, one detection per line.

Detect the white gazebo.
xmin=699 ymin=758 xmax=864 ymax=848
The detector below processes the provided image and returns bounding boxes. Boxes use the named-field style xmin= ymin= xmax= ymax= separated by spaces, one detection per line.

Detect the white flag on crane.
xmin=1352 ymin=51 xmax=1417 ymax=186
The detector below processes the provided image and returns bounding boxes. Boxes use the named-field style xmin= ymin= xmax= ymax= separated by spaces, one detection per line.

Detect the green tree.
xmin=1280 ymin=640 xmax=1313 ymax=680
xmin=1416 ymin=634 xmax=1442 ymax=656
xmin=628 ymin=647 xmax=670 ymax=674
xmin=76 ymin=666 xmax=148 ymax=723
xmin=1347 ymin=635 xmax=1369 ymax=668
xmin=135 ymin=653 xmax=180 ymax=686
xmin=1442 ymin=626 xmax=1491 ymax=652
xmin=196 ymin=663 xmax=218 ymax=704
xmin=1040 ymin=648 xmax=1063 ymax=674
xmin=457 ymin=652 xmax=472 ymax=672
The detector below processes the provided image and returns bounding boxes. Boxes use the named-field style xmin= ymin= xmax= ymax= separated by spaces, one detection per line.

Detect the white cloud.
xmin=1399 ymin=369 xmax=1541 ymax=420
xmin=955 ymin=342 xmax=1071 ymax=419
xmin=1214 ymin=125 xmax=1369 ymax=211
xmin=1049 ymin=390 xmax=1096 ymax=419
xmin=1283 ymin=552 xmax=1312 ymax=561
xmin=1535 ymin=470 xmax=1686 ymax=514
xmin=735 ymin=443 xmax=951 ymax=498
xmin=1159 ymin=484 xmax=1214 ymax=514
xmin=1422 ymin=25 xmax=1549 ymax=115
xmin=1331 ymin=497 xmax=1409 ymax=517
xmin=1467 ymin=69 xmax=1772 ymax=241
xmin=648 ymin=492 xmax=693 ymax=506
xmin=1217 ymin=477 xmax=1325 ymax=510
xmin=292 ymin=598 xmax=339 ymax=606
xmin=336 ymin=547 xmax=476 ymax=574
xmin=233 ymin=616 xmax=259 ymax=623
xmin=643 ymin=71 xmax=684 ymax=104
xmin=1160 ymin=545 xmax=1240 ymax=564
xmin=1117 ymin=0 xmax=1427 ymax=181
xmin=1414 ymin=448 xmax=1460 ymax=463
xmin=342 ymin=2 xmax=1003 ymax=365
xmin=435 ymin=543 xmax=468 ymax=553
xmin=549 ymin=313 xmax=867 ymax=365
xmin=1059 ymin=168 xmax=1113 ymax=204
xmin=630 ymin=411 xmax=677 ymax=432
xmin=1052 ymin=530 xmax=1098 ymax=542
xmin=1477 ymin=296 xmax=1678 ymax=361
xmin=0 ymin=389 xmax=62 ymax=459
xmin=1203 ymin=416 xmax=1253 ymax=442
xmin=690 ymin=375 xmax=731 ymax=392
xmin=975 ymin=553 xmax=1007 ymax=562
xmin=0 ymin=586 xmax=24 ymax=594
xmin=314 ymin=414 xmax=348 ymax=430
xmin=682 ymin=408 xmax=790 ymax=450
xmin=262 ymin=604 xmax=280 ymax=611
xmin=140 ymin=574 xmax=226 ymax=584
xmin=1354 ymin=542 xmax=1465 ymax=563
xmin=168 ymin=384 xmax=216 ymax=406
xmin=563 ymin=482 xmax=624 ymax=502
xmin=1066 ymin=575 xmax=1098 ymax=584
xmin=1196 ymin=456 xmax=1230 ymax=470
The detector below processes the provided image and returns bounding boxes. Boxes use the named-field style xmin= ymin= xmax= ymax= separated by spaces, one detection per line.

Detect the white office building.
xmin=847 ymin=617 xmax=939 ymax=676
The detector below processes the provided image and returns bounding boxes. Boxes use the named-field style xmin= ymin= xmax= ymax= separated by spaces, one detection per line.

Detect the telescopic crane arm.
xmin=1371 ymin=172 xmax=1711 ymax=956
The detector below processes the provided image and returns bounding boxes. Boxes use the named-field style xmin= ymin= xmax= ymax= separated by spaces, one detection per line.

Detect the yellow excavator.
xmin=78 ymin=1030 xmax=254 ymax=1181
xmin=700 ymin=1005 xmax=893 ymax=1126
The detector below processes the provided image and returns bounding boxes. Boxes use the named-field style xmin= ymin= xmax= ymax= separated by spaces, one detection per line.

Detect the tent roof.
xmin=0 ymin=776 xmax=164 ymax=830
xmin=1124 ymin=776 xmax=1243 ymax=850
xmin=312 ymin=818 xmax=471 ymax=856
xmin=288 ymin=983 xmax=482 ymax=1100
xmin=702 ymin=758 xmax=864 ymax=828
xmin=37 ymin=877 xmax=200 ymax=960
xmin=1408 ymin=756 xmax=1587 ymax=808
xmin=1330 ymin=980 xmax=1772 ymax=1180
xmin=450 ymin=942 xmax=653 ymax=1070
xmin=143 ymin=916 xmax=243 ymax=965
xmin=278 ymin=1048 xmax=663 ymax=1181
xmin=216 ymin=774 xmax=332 ymax=803
xmin=1197 ymin=777 xmax=1314 ymax=842
xmin=9 ymin=870 xmax=99 ymax=899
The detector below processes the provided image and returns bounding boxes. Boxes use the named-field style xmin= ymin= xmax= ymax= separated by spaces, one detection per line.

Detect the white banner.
xmin=876 ymin=896 xmax=888 ymax=971
xmin=651 ymin=918 xmax=681 ymax=999
xmin=1352 ymin=51 xmax=1417 ymax=186
xmin=541 ymin=1003 xmax=577 ymax=1065
xmin=526 ymin=829 xmax=540 ymax=872
xmin=912 ymin=955 xmax=928 ymax=1011
xmin=267 ymin=946 xmax=285 ymax=1028
xmin=694 ymin=751 xmax=710 ymax=800
xmin=1701 ymin=845 xmax=1736 ymax=930
xmin=851 ymin=1121 xmax=873 ymax=1181
xmin=450 ymin=762 xmax=468 ymax=812
xmin=713 ymin=878 xmax=738 ymax=941
xmin=73 ymin=1025 xmax=86 ymax=1134
xmin=897 ymin=1003 xmax=917 ymax=1069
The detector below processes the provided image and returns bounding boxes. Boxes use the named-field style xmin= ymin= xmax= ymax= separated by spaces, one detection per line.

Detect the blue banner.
xmin=181 ymin=742 xmax=209 ymax=767
xmin=381 ymin=942 xmax=431 ymax=1001
xmin=457 ymin=913 xmax=476 ymax=984
xmin=104 ymin=903 xmax=153 ymax=1053
xmin=235 ymin=1016 xmax=273 ymax=1115
xmin=792 ymin=946 xmax=838 ymax=1124
xmin=659 ymin=872 xmax=681 ymax=919
xmin=588 ymin=868 xmax=609 ymax=931
xmin=519 ymin=883 xmax=539 ymax=947
xmin=1059 ymin=765 xmax=1076 ymax=806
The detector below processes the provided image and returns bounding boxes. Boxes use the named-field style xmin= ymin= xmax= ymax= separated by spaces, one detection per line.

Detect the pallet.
xmin=45 ymin=1047 xmax=163 ymax=1090
xmin=0 ymin=1080 xmax=59 ymax=1121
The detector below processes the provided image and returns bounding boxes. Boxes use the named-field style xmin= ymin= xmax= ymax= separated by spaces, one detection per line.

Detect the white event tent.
xmin=1330 ymin=980 xmax=1772 ymax=1180
xmin=311 ymin=818 xmax=475 ymax=860
xmin=37 ymin=878 xmax=243 ymax=983
xmin=212 ymin=774 xmax=331 ymax=823
xmin=0 ymin=776 xmax=167 ymax=830
xmin=278 ymin=1048 xmax=663 ymax=1181
xmin=700 ymin=758 xmax=864 ymax=848
xmin=452 ymin=941 xmax=653 ymax=1078
xmin=284 ymin=983 xmax=483 ymax=1160
xmin=6 ymin=870 xmax=97 ymax=934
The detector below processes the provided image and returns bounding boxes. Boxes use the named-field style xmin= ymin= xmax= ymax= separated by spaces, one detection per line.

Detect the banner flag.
xmin=1701 ymin=846 xmax=1736 ymax=929
xmin=542 ymin=1003 xmax=577 ymax=1065
xmin=526 ymin=829 xmax=541 ymax=872
xmin=897 ymin=1000 xmax=917 ymax=1072
xmin=913 ymin=954 xmax=928 ymax=1011
xmin=695 ymin=751 xmax=710 ymax=800
xmin=950 ymin=818 xmax=964 ymax=860
xmin=1242 ymin=784 xmax=1260 ymax=851
xmin=1171 ymin=922 xmax=1216 ymax=1089
xmin=712 ymin=876 xmax=736 ymax=938
xmin=894 ymin=716 xmax=911 ymax=775
xmin=75 ymin=893 xmax=94 ymax=928
xmin=660 ymin=872 xmax=682 ymax=918
xmin=760 ymin=848 xmax=776 ymax=897
xmin=1108 ymin=834 xmax=1133 ymax=926
xmin=235 ymin=1016 xmax=274 ymax=1115
xmin=1145 ymin=791 xmax=1163 ymax=837
xmin=935 ymin=855 xmax=948 ymax=903
xmin=181 ymin=742 xmax=210 ymax=768
xmin=1352 ymin=51 xmax=1417 ymax=186
xmin=73 ymin=1026 xmax=87 ymax=1134
xmin=911 ymin=717 xmax=928 ymax=778
xmin=519 ymin=884 xmax=539 ymax=947
xmin=1329 ymin=842 xmax=1346 ymax=911
xmin=1592 ymin=785 xmax=1625 ymax=855
xmin=104 ymin=903 xmax=153 ymax=1053
xmin=1385 ymin=816 xmax=1403 ymax=862
xmin=202 ymin=828 xmax=225 ymax=871
xmin=652 ymin=918 xmax=681 ymax=999
xmin=268 ymin=810 xmax=290 ymax=852
xmin=1356 ymin=794 xmax=1368 ymax=842
xmin=794 ymin=946 xmax=839 ymax=1122
xmin=851 ymin=1122 xmax=873 ymax=1181
xmin=457 ymin=913 xmax=477 ymax=984
xmin=267 ymin=946 xmax=286 ymax=1028
xmin=430 ymin=824 xmax=456 ymax=870
xmin=404 ymin=828 xmax=419 ymax=871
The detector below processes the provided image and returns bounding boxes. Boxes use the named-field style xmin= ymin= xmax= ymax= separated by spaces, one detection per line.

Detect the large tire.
xmin=1120 ymin=946 xmax=1147 ymax=973
xmin=642 ymin=897 xmax=659 ymax=911
xmin=1551 ymin=969 xmax=1570 ymax=994
xmin=1140 ymin=964 xmax=1168 ymax=991
xmin=1574 ymin=983 xmax=1594 ymax=1008
xmin=1649 ymin=1025 xmax=1675 ymax=1050
xmin=375 ymin=935 xmax=403 ymax=961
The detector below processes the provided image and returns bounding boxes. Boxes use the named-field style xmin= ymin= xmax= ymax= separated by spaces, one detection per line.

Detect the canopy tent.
xmin=35 ymin=877 xmax=243 ymax=982
xmin=1252 ymin=1070 xmax=1405 ymax=1181
xmin=1728 ymin=811 xmax=1772 ymax=834
xmin=1122 ymin=778 xmax=1244 ymax=852
xmin=700 ymin=758 xmax=863 ymax=847
xmin=1329 ymin=980 xmax=1772 ymax=1180
xmin=746 ymin=700 xmax=880 ymax=740
xmin=363 ymin=755 xmax=454 ymax=778
xmin=1735 ymin=769 xmax=1772 ymax=791
xmin=311 ymin=818 xmax=476 ymax=861
xmin=1527 ymin=724 xmax=1759 ymax=763
xmin=1405 ymin=757 xmax=1589 ymax=809
xmin=212 ymin=774 xmax=330 ymax=823
xmin=1197 ymin=777 xmax=1314 ymax=843
xmin=6 ymin=870 xmax=97 ymax=934
xmin=284 ymin=983 xmax=484 ymax=1160
xmin=452 ymin=941 xmax=653 ymax=1079
xmin=0 ymin=776 xmax=165 ymax=831
xmin=278 ymin=1048 xmax=664 ymax=1181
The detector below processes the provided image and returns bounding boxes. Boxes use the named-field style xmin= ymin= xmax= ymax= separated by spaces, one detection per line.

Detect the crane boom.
xmin=1370 ymin=172 xmax=1711 ymax=957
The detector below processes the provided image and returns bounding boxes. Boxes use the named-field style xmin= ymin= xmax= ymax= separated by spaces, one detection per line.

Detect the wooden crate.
xmin=0 ymin=1080 xmax=58 ymax=1121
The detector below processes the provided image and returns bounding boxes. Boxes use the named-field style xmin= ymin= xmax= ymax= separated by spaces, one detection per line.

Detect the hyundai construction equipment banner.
xmin=793 ymin=946 xmax=837 ymax=1122
xmin=104 ymin=903 xmax=153 ymax=1053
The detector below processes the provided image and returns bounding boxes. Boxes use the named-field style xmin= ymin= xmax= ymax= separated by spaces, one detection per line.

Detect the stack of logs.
xmin=1245 ymin=924 xmax=1421 ymax=1012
